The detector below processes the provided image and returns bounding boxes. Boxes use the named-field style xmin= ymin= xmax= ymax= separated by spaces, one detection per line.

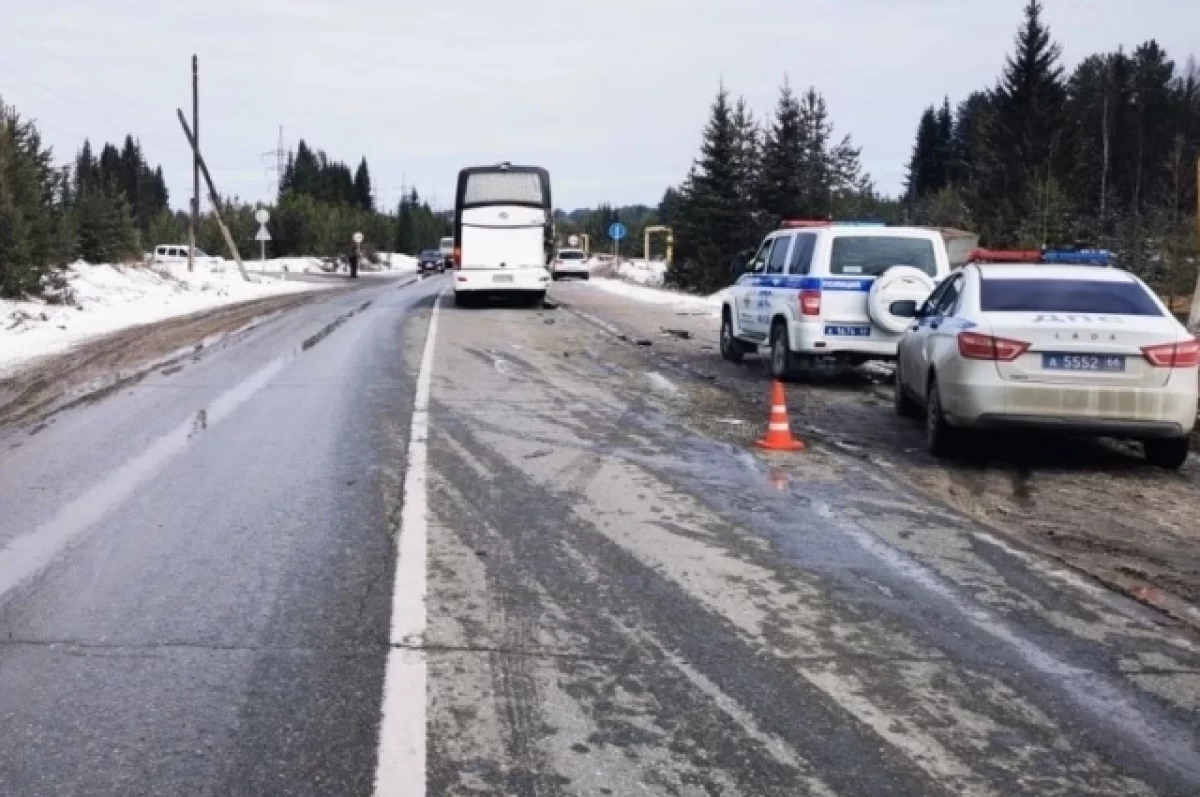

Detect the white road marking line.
xmin=373 ymin=294 xmax=441 ymax=797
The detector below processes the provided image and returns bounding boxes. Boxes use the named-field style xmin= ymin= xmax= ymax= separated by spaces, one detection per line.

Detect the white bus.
xmin=452 ymin=163 xmax=553 ymax=307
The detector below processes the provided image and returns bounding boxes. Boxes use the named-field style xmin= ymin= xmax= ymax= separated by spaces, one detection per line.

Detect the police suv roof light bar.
xmin=779 ymin=219 xmax=887 ymax=229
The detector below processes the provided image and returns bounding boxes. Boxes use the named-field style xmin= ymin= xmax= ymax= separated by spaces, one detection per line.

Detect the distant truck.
xmin=438 ymin=237 xmax=454 ymax=268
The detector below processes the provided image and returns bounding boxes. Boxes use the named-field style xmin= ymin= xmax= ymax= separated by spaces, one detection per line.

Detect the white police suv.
xmin=720 ymin=221 xmax=951 ymax=379
xmin=894 ymin=249 xmax=1198 ymax=468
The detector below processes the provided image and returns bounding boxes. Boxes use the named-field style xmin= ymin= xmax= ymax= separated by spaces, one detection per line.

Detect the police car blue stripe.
xmin=738 ymin=276 xmax=873 ymax=291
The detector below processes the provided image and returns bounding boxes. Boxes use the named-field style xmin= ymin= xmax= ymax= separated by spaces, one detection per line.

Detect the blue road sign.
xmin=609 ymin=222 xmax=627 ymax=241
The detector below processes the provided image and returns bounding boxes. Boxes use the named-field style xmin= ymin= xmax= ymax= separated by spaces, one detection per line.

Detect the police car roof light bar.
xmin=1042 ymin=250 xmax=1114 ymax=266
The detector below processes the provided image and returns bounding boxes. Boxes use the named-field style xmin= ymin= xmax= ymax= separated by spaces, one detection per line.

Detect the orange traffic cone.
xmin=756 ymin=381 xmax=806 ymax=452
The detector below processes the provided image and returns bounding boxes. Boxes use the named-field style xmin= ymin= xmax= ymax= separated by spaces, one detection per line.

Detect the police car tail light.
xmin=1141 ymin=339 xmax=1199 ymax=368
xmin=799 ymin=289 xmax=821 ymax=316
xmin=957 ymin=332 xmax=1029 ymax=361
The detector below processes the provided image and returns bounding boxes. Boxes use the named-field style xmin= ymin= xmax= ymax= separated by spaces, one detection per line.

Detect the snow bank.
xmin=237 ymin=253 xmax=418 ymax=276
xmin=0 ymin=261 xmax=331 ymax=374
xmin=615 ymin=259 xmax=668 ymax=287
xmin=377 ymin=253 xmax=418 ymax=273
xmin=587 ymin=278 xmax=725 ymax=315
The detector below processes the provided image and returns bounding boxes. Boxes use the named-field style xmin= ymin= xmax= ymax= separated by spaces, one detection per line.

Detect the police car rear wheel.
xmin=770 ymin=322 xmax=792 ymax=380
xmin=925 ymin=379 xmax=958 ymax=456
xmin=1144 ymin=437 xmax=1190 ymax=470
xmin=720 ymin=314 xmax=744 ymax=363
xmin=894 ymin=364 xmax=918 ymax=418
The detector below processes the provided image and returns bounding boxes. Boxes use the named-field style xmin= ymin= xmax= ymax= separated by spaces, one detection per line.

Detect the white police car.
xmin=720 ymin=221 xmax=951 ymax=378
xmin=894 ymin=249 xmax=1198 ymax=468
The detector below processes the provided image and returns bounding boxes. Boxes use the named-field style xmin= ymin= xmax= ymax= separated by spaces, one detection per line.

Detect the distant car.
xmin=551 ymin=249 xmax=590 ymax=280
xmin=894 ymin=252 xmax=1198 ymax=468
xmin=417 ymin=249 xmax=445 ymax=274
xmin=721 ymin=220 xmax=951 ymax=378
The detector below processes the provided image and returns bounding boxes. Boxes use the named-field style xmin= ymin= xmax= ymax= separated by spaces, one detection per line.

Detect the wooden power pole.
xmin=188 ymin=55 xmax=199 ymax=273
xmin=176 ymin=109 xmax=250 ymax=281
xmin=1189 ymin=155 xmax=1200 ymax=333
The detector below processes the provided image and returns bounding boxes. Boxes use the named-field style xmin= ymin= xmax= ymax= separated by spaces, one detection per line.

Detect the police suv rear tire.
xmin=720 ymin=313 xmax=745 ymax=364
xmin=769 ymin=321 xmax=793 ymax=381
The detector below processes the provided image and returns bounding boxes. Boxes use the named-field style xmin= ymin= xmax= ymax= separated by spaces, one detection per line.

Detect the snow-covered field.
xmin=1 ymin=260 xmax=339 ymax=374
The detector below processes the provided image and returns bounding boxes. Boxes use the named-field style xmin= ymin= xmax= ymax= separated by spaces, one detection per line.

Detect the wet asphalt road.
xmin=1 ymin=274 xmax=1199 ymax=796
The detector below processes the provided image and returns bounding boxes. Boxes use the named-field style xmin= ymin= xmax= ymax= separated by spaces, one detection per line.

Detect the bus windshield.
xmin=459 ymin=167 xmax=550 ymax=209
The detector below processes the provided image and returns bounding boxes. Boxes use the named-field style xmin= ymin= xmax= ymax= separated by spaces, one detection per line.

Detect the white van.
xmin=152 ymin=244 xmax=222 ymax=270
xmin=452 ymin=164 xmax=553 ymax=307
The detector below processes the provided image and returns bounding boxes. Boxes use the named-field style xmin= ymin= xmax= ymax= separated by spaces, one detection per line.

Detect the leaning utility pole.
xmin=1189 ymin=155 xmax=1200 ymax=333
xmin=176 ymin=109 xmax=250 ymax=281
xmin=188 ymin=55 xmax=199 ymax=273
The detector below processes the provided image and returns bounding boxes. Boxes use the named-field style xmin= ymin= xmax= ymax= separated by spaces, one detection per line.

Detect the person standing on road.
xmin=348 ymin=245 xmax=360 ymax=279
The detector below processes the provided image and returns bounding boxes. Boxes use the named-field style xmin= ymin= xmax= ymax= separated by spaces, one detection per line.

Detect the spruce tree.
xmin=905 ymin=107 xmax=940 ymax=203
xmin=671 ymin=85 xmax=757 ymax=291
xmin=74 ymin=140 xmax=98 ymax=196
xmin=354 ymin=158 xmax=373 ymax=211
xmin=75 ymin=182 xmax=137 ymax=263
xmin=796 ymin=87 xmax=865 ymax=218
xmin=758 ymin=80 xmax=804 ymax=222
xmin=732 ymin=97 xmax=760 ymax=221
xmin=934 ymin=97 xmax=954 ymax=185
xmin=1 ymin=100 xmax=60 ymax=296
xmin=986 ymin=0 xmax=1067 ymax=241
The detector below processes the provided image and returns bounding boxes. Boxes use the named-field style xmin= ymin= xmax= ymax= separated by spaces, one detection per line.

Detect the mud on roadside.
xmin=0 ymin=290 xmax=333 ymax=432
xmin=551 ymin=284 xmax=1200 ymax=629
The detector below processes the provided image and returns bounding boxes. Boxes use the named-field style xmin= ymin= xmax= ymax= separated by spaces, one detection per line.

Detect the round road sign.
xmin=567 ymin=235 xmax=580 ymax=247
xmin=352 ymin=232 xmax=364 ymax=244
xmin=609 ymin=222 xmax=627 ymax=241
xmin=254 ymin=208 xmax=270 ymax=224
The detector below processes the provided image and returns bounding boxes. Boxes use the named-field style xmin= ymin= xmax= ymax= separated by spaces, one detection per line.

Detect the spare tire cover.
xmin=868 ymin=266 xmax=937 ymax=334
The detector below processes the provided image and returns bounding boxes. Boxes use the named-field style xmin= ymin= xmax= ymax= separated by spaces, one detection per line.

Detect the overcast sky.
xmin=3 ymin=1 xmax=1198 ymax=213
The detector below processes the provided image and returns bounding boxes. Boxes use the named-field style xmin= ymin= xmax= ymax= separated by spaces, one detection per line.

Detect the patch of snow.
xmin=0 ymin=260 xmax=332 ymax=375
xmin=588 ymin=277 xmax=724 ymax=316
xmin=615 ymin=259 xmax=668 ymax=287
xmin=645 ymin=371 xmax=680 ymax=394
xmin=375 ymin=253 xmax=419 ymax=273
